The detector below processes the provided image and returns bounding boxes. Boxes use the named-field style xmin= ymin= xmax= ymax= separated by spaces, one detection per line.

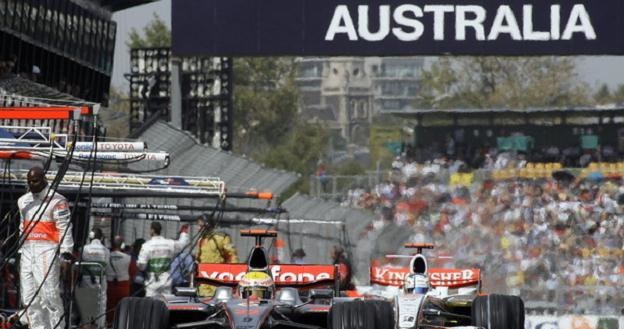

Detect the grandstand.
xmin=305 ymin=106 xmax=624 ymax=314
xmin=389 ymin=106 xmax=624 ymax=167
xmin=325 ymin=145 xmax=624 ymax=314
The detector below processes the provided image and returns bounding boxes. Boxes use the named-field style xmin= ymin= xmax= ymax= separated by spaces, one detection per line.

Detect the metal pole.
xmin=170 ymin=57 xmax=183 ymax=129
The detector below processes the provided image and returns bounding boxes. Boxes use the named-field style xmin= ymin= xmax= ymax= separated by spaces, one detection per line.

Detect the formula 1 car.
xmin=366 ymin=243 xmax=524 ymax=329
xmin=113 ymin=230 xmax=394 ymax=329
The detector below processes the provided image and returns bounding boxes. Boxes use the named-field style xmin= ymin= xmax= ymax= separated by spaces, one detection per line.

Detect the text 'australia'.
xmin=325 ymin=4 xmax=596 ymax=42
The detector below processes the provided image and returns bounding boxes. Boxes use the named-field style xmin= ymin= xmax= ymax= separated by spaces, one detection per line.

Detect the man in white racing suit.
xmin=18 ymin=166 xmax=74 ymax=329
xmin=137 ymin=221 xmax=189 ymax=297
xmin=81 ymin=228 xmax=110 ymax=328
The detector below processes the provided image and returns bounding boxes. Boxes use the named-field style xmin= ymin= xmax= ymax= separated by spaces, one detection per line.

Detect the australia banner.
xmin=172 ymin=0 xmax=624 ymax=56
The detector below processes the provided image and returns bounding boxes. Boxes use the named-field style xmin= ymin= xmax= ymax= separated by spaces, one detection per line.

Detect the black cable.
xmin=0 ymin=160 xmax=9 ymax=228
xmin=0 ymin=127 xmax=79 ymax=269
xmin=2 ymin=135 xmax=76 ymax=256
xmin=0 ymin=160 xmax=19 ymax=251
xmin=62 ymin=123 xmax=98 ymax=329
xmin=8 ymin=122 xmax=81 ymax=328
xmin=8 ymin=192 xmax=77 ymax=329
xmin=42 ymin=143 xmax=55 ymax=174
xmin=72 ymin=223 xmax=212 ymax=328
xmin=72 ymin=197 xmax=228 ymax=328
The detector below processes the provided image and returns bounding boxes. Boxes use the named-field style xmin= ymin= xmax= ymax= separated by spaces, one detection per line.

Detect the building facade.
xmin=295 ymin=57 xmax=424 ymax=149
xmin=0 ymin=0 xmax=154 ymax=104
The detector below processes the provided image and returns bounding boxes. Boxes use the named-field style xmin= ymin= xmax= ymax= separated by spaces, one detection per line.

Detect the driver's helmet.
xmin=238 ymin=271 xmax=275 ymax=299
xmin=403 ymin=273 xmax=429 ymax=294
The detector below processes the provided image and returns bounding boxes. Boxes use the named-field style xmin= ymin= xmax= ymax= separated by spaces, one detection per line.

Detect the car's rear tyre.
xmin=329 ymin=300 xmax=393 ymax=329
xmin=113 ymin=297 xmax=169 ymax=329
xmin=472 ymin=294 xmax=524 ymax=329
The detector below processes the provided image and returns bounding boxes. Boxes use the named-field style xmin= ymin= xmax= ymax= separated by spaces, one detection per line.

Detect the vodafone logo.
xmin=271 ymin=266 xmax=331 ymax=282
xmin=199 ymin=265 xmax=332 ymax=284
xmin=202 ymin=271 xmax=246 ymax=282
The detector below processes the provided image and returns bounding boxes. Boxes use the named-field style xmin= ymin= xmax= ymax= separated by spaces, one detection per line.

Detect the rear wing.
xmin=370 ymin=266 xmax=481 ymax=289
xmin=197 ymin=263 xmax=348 ymax=288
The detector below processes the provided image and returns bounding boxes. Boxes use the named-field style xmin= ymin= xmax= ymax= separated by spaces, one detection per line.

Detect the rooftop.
xmin=92 ymin=0 xmax=158 ymax=11
xmin=386 ymin=104 xmax=624 ymax=117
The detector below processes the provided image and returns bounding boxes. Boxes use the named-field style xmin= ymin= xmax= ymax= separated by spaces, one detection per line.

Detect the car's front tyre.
xmin=472 ymin=294 xmax=524 ymax=329
xmin=113 ymin=297 xmax=169 ymax=329
xmin=329 ymin=300 xmax=394 ymax=329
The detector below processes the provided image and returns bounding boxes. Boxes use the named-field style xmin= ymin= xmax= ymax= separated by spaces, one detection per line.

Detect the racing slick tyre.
xmin=472 ymin=294 xmax=524 ymax=329
xmin=329 ymin=300 xmax=393 ymax=329
xmin=113 ymin=297 xmax=169 ymax=329
xmin=369 ymin=300 xmax=394 ymax=329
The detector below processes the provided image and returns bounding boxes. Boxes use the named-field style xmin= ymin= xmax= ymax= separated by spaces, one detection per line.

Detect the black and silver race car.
xmin=113 ymin=230 xmax=395 ymax=329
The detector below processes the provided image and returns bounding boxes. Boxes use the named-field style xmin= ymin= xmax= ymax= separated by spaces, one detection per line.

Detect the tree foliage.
xmin=233 ymin=57 xmax=300 ymax=155
xmin=257 ymin=122 xmax=329 ymax=198
xmin=333 ymin=160 xmax=365 ymax=176
xmin=416 ymin=57 xmax=591 ymax=109
xmin=126 ymin=13 xmax=171 ymax=49
xmin=594 ymin=84 xmax=612 ymax=104
xmin=103 ymin=87 xmax=131 ymax=137
xmin=613 ymin=84 xmax=624 ymax=103
xmin=124 ymin=17 xmax=330 ymax=196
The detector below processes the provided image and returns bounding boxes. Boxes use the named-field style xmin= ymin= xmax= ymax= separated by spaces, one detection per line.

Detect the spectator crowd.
xmin=347 ymin=154 xmax=624 ymax=315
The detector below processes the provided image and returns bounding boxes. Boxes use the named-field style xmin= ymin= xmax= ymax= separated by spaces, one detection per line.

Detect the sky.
xmin=111 ymin=0 xmax=624 ymax=92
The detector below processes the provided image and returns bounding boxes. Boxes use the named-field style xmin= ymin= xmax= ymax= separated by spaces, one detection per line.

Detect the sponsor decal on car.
xmin=370 ymin=267 xmax=480 ymax=288
xmin=197 ymin=264 xmax=345 ymax=285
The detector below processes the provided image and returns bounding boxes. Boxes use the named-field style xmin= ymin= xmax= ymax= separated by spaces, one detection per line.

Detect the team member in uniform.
xmin=81 ymin=228 xmax=109 ymax=328
xmin=106 ymin=235 xmax=131 ymax=324
xmin=137 ymin=222 xmax=189 ymax=297
xmin=18 ymin=166 xmax=74 ymax=329
xmin=196 ymin=214 xmax=239 ymax=296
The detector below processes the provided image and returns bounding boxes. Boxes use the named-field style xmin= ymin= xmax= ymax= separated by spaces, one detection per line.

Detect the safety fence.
xmin=309 ymin=171 xmax=387 ymax=201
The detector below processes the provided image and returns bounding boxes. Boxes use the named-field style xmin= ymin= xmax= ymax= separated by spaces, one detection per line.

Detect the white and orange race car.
xmin=359 ymin=243 xmax=524 ymax=329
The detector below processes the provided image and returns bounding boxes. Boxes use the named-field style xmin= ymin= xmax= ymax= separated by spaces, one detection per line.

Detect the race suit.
xmin=18 ymin=186 xmax=74 ymax=329
xmin=137 ymin=233 xmax=189 ymax=297
xmin=106 ymin=250 xmax=130 ymax=324
xmin=81 ymin=239 xmax=109 ymax=328
xmin=197 ymin=232 xmax=239 ymax=296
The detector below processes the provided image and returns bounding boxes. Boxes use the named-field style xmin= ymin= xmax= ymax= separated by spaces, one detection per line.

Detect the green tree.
xmin=124 ymin=16 xmax=330 ymax=197
xmin=333 ymin=160 xmax=365 ymax=176
xmin=594 ymin=84 xmax=612 ymax=104
xmin=233 ymin=57 xmax=300 ymax=155
xmin=102 ymin=86 xmax=130 ymax=138
xmin=613 ymin=84 xmax=624 ymax=103
xmin=417 ymin=57 xmax=590 ymax=108
xmin=257 ymin=122 xmax=329 ymax=198
xmin=126 ymin=13 xmax=171 ymax=48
